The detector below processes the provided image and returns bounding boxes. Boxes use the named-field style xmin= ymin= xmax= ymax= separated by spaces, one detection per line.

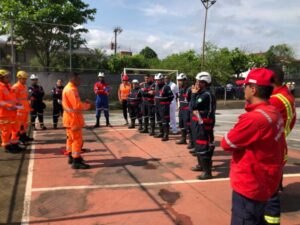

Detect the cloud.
xmin=146 ymin=35 xmax=159 ymax=44
xmin=141 ymin=4 xmax=168 ymax=16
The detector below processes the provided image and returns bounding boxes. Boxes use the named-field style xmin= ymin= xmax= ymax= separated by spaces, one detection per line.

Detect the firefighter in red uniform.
xmin=189 ymin=72 xmax=216 ymax=180
xmin=263 ymin=65 xmax=297 ymax=225
xmin=152 ymin=73 xmax=174 ymax=141
xmin=221 ymin=68 xmax=287 ymax=225
xmin=176 ymin=73 xmax=193 ymax=147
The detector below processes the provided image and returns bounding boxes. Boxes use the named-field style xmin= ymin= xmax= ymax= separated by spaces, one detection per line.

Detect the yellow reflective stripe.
xmin=264 ymin=215 xmax=280 ymax=224
xmin=273 ymin=93 xmax=293 ymax=137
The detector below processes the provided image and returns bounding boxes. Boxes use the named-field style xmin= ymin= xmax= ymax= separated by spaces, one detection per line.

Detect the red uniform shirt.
xmin=269 ymin=85 xmax=296 ymax=137
xmin=221 ymin=102 xmax=286 ymax=201
xmin=94 ymin=82 xmax=109 ymax=96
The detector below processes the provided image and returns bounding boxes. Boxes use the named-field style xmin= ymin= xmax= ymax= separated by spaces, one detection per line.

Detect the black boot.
xmin=197 ymin=158 xmax=212 ymax=180
xmin=187 ymin=133 xmax=194 ymax=149
xmin=53 ymin=123 xmax=58 ymax=129
xmin=140 ymin=120 xmax=149 ymax=133
xmin=176 ymin=129 xmax=187 ymax=144
xmin=4 ymin=144 xmax=18 ymax=153
xmin=25 ymin=135 xmax=34 ymax=142
xmin=72 ymin=157 xmax=90 ymax=169
xmin=128 ymin=119 xmax=135 ymax=129
xmin=68 ymin=153 xmax=73 ymax=165
xmin=94 ymin=117 xmax=100 ymax=128
xmin=161 ymin=126 xmax=169 ymax=141
xmin=154 ymin=124 xmax=163 ymax=138
xmin=149 ymin=122 xmax=156 ymax=136
xmin=12 ymin=144 xmax=25 ymax=152
xmin=138 ymin=120 xmax=143 ymax=131
xmin=191 ymin=165 xmax=203 ymax=171
xmin=106 ymin=117 xmax=112 ymax=127
xmin=19 ymin=133 xmax=27 ymax=144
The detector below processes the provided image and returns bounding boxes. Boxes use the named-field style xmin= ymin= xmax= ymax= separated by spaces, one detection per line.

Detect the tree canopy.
xmin=139 ymin=46 xmax=158 ymax=59
xmin=0 ymin=0 xmax=96 ymax=70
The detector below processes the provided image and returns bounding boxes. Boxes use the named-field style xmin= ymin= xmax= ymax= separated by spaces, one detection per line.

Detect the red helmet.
xmin=122 ymin=74 xmax=129 ymax=81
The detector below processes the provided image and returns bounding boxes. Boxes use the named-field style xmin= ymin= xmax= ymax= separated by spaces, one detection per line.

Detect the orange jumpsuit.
xmin=12 ymin=81 xmax=31 ymax=136
xmin=62 ymin=82 xmax=89 ymax=158
xmin=0 ymin=82 xmax=17 ymax=146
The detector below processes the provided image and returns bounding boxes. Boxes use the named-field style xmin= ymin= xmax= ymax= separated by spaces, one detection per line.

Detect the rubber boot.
xmin=19 ymin=133 xmax=27 ymax=144
xmin=106 ymin=117 xmax=112 ymax=127
xmin=197 ymin=158 xmax=212 ymax=180
xmin=149 ymin=122 xmax=156 ymax=136
xmin=140 ymin=119 xmax=149 ymax=133
xmin=191 ymin=155 xmax=203 ymax=172
xmin=12 ymin=144 xmax=25 ymax=152
xmin=154 ymin=124 xmax=163 ymax=138
xmin=187 ymin=133 xmax=194 ymax=149
xmin=176 ymin=129 xmax=187 ymax=144
xmin=94 ymin=117 xmax=100 ymax=128
xmin=161 ymin=126 xmax=169 ymax=141
xmin=25 ymin=134 xmax=34 ymax=142
xmin=138 ymin=120 xmax=143 ymax=131
xmin=4 ymin=144 xmax=18 ymax=153
xmin=72 ymin=157 xmax=90 ymax=169
xmin=68 ymin=153 xmax=73 ymax=165
xmin=128 ymin=119 xmax=135 ymax=129
xmin=53 ymin=123 xmax=58 ymax=129
xmin=40 ymin=124 xmax=47 ymax=130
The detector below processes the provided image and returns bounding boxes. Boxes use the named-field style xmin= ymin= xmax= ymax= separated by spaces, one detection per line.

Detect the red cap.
xmin=122 ymin=74 xmax=129 ymax=81
xmin=241 ymin=68 xmax=274 ymax=86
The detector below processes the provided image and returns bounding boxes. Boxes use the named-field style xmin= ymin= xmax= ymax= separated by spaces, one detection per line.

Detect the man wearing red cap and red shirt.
xmin=221 ymin=68 xmax=287 ymax=225
xmin=118 ymin=73 xmax=131 ymax=125
xmin=263 ymin=65 xmax=297 ymax=225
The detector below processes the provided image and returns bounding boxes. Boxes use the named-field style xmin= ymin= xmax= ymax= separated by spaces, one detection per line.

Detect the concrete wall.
xmin=22 ymin=72 xmax=146 ymax=102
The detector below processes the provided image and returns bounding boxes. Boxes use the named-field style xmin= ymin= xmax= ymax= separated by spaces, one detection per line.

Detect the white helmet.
xmin=196 ymin=71 xmax=211 ymax=84
xmin=177 ymin=73 xmax=187 ymax=80
xmin=154 ymin=73 xmax=164 ymax=80
xmin=132 ymin=79 xmax=139 ymax=84
xmin=30 ymin=74 xmax=38 ymax=80
xmin=98 ymin=72 xmax=105 ymax=78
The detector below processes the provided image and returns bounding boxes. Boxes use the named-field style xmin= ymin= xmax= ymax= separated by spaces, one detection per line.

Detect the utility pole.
xmin=113 ymin=27 xmax=123 ymax=55
xmin=200 ymin=0 xmax=217 ymax=69
xmin=10 ymin=19 xmax=16 ymax=83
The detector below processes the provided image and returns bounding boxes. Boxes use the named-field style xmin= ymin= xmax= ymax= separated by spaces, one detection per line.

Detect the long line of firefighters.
xmin=118 ymin=72 xmax=216 ymax=180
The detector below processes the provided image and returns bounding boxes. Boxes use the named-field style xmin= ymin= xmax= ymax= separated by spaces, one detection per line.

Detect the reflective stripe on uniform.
xmin=264 ymin=215 xmax=280 ymax=224
xmin=272 ymin=93 xmax=294 ymax=136
xmin=224 ymin=132 xmax=237 ymax=148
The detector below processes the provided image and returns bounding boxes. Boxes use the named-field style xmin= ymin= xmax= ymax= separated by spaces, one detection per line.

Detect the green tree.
xmin=108 ymin=54 xmax=150 ymax=74
xmin=158 ymin=50 xmax=201 ymax=80
xmin=140 ymin=46 xmax=158 ymax=59
xmin=229 ymin=48 xmax=249 ymax=79
xmin=248 ymin=54 xmax=268 ymax=68
xmin=203 ymin=43 xmax=233 ymax=84
xmin=265 ymin=44 xmax=295 ymax=66
xmin=0 ymin=0 xmax=96 ymax=70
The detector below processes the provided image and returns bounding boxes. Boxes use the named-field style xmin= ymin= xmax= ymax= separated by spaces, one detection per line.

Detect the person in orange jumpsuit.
xmin=0 ymin=69 xmax=24 ymax=153
xmin=12 ymin=71 xmax=33 ymax=144
xmin=62 ymin=72 xmax=91 ymax=169
xmin=118 ymin=74 xmax=131 ymax=125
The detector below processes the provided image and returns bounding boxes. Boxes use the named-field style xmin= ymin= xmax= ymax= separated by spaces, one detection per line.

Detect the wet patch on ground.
xmin=31 ymin=190 xmax=88 ymax=218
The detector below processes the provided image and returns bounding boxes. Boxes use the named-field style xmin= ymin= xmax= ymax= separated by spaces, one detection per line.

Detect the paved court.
xmin=17 ymin=108 xmax=300 ymax=225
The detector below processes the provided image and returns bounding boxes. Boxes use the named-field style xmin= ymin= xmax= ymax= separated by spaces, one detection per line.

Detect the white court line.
xmin=21 ymin=132 xmax=36 ymax=225
xmin=31 ymin=173 xmax=300 ymax=193
xmin=216 ymin=120 xmax=236 ymax=124
xmin=287 ymin=138 xmax=300 ymax=142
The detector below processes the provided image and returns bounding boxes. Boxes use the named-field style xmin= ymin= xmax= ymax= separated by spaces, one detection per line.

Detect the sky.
xmin=81 ymin=0 xmax=300 ymax=58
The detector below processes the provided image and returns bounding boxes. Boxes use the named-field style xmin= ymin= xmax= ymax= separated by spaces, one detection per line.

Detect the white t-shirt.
xmin=167 ymin=81 xmax=179 ymax=103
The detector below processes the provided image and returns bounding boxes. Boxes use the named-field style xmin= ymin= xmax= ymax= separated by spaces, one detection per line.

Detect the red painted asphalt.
xmin=23 ymin=126 xmax=300 ymax=225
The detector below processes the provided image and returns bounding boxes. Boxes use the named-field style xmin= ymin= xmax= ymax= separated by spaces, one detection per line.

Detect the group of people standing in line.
xmin=0 ymin=65 xmax=297 ymax=225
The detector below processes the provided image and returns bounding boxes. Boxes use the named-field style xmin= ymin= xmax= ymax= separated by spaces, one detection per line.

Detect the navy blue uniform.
xmin=140 ymin=81 xmax=155 ymax=133
xmin=189 ymin=87 xmax=216 ymax=166
xmin=127 ymin=87 xmax=142 ymax=127
xmin=52 ymin=85 xmax=64 ymax=128
xmin=28 ymin=84 xmax=46 ymax=129
xmin=178 ymin=86 xmax=192 ymax=132
xmin=154 ymin=83 xmax=174 ymax=140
